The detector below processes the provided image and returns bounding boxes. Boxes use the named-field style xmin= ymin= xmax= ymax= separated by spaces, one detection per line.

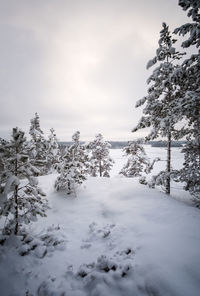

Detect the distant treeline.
xmin=148 ymin=140 xmax=185 ymax=147
xmin=58 ymin=141 xmax=128 ymax=149
xmin=58 ymin=141 xmax=129 ymax=149
xmin=59 ymin=140 xmax=185 ymax=149
xmin=109 ymin=140 xmax=185 ymax=148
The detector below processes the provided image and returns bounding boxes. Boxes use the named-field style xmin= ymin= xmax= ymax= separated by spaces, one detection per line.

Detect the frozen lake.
xmin=109 ymin=145 xmax=184 ymax=177
xmin=109 ymin=145 xmax=190 ymax=204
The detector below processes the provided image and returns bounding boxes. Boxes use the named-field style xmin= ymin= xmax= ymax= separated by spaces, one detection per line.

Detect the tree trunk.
xmin=99 ymin=159 xmax=102 ymax=177
xmin=14 ymin=185 xmax=19 ymax=235
xmin=14 ymin=147 xmax=19 ymax=235
xmin=198 ymin=119 xmax=200 ymax=168
xmin=67 ymin=180 xmax=71 ymax=194
xmin=166 ymin=131 xmax=171 ymax=195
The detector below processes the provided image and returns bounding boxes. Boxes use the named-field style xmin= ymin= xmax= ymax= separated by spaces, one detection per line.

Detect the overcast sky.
xmin=0 ymin=0 xmax=192 ymax=141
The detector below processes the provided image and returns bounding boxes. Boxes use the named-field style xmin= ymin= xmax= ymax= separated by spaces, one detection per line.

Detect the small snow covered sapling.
xmin=55 ymin=131 xmax=89 ymax=195
xmin=120 ymin=140 xmax=159 ymax=180
xmin=46 ymin=128 xmax=61 ymax=172
xmin=29 ymin=112 xmax=49 ymax=175
xmin=88 ymin=133 xmax=114 ymax=177
xmin=120 ymin=140 xmax=149 ymax=178
xmin=0 ymin=128 xmax=48 ymax=235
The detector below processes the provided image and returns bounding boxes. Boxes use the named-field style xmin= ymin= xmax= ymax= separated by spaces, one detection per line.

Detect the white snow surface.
xmin=0 ymin=148 xmax=200 ymax=296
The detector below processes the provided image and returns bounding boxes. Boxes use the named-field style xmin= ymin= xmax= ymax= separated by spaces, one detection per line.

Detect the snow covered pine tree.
xmin=132 ymin=23 xmax=185 ymax=194
xmin=120 ymin=140 xmax=149 ymax=178
xmin=55 ymin=131 xmax=88 ymax=195
xmin=120 ymin=140 xmax=159 ymax=184
xmin=0 ymin=128 xmax=48 ymax=235
xmin=29 ymin=113 xmax=48 ymax=175
xmin=88 ymin=134 xmax=114 ymax=177
xmin=46 ymin=128 xmax=60 ymax=172
xmin=172 ymin=0 xmax=200 ymax=203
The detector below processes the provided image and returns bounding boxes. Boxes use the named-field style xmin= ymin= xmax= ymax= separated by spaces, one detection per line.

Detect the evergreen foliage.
xmin=0 ymin=138 xmax=9 ymax=192
xmin=172 ymin=0 xmax=200 ymax=202
xmin=132 ymin=22 xmax=185 ymax=194
xmin=88 ymin=134 xmax=114 ymax=177
xmin=120 ymin=140 xmax=159 ymax=178
xmin=55 ymin=131 xmax=89 ymax=195
xmin=0 ymin=128 xmax=48 ymax=235
xmin=46 ymin=128 xmax=60 ymax=172
xmin=29 ymin=113 xmax=48 ymax=175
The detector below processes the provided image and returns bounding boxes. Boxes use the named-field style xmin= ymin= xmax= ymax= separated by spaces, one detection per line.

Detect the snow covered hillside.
xmin=0 ymin=149 xmax=200 ymax=296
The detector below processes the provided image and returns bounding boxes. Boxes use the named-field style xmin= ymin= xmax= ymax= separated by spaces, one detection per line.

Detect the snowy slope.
xmin=0 ymin=149 xmax=200 ymax=296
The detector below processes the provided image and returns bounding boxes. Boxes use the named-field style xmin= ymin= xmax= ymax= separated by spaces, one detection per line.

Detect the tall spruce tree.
xmin=88 ymin=134 xmax=114 ymax=177
xmin=29 ymin=113 xmax=48 ymax=175
xmin=0 ymin=128 xmax=48 ymax=235
xmin=55 ymin=131 xmax=88 ymax=195
xmin=172 ymin=0 xmax=200 ymax=202
xmin=132 ymin=23 xmax=184 ymax=194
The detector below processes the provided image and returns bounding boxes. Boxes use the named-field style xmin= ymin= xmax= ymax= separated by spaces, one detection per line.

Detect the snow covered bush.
xmin=77 ymin=253 xmax=133 ymax=279
xmin=0 ymin=128 xmax=48 ymax=235
xmin=36 ymin=248 xmax=134 ymax=296
xmin=132 ymin=23 xmax=185 ymax=194
xmin=88 ymin=133 xmax=114 ymax=177
xmin=18 ymin=224 xmax=66 ymax=257
xmin=139 ymin=176 xmax=148 ymax=185
xmin=55 ymin=131 xmax=89 ymax=195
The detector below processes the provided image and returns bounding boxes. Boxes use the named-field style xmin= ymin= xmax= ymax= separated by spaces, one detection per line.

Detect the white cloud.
xmin=0 ymin=0 xmax=193 ymax=140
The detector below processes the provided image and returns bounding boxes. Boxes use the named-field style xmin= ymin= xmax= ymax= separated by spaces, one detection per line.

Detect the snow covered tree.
xmin=120 ymin=140 xmax=159 ymax=178
xmin=55 ymin=131 xmax=89 ymax=195
xmin=0 ymin=137 xmax=8 ymax=192
xmin=29 ymin=113 xmax=48 ymax=175
xmin=172 ymin=0 xmax=200 ymax=202
xmin=173 ymin=136 xmax=200 ymax=203
xmin=0 ymin=128 xmax=48 ymax=235
xmin=132 ymin=23 xmax=185 ymax=194
xmin=88 ymin=134 xmax=114 ymax=177
xmin=46 ymin=128 xmax=60 ymax=172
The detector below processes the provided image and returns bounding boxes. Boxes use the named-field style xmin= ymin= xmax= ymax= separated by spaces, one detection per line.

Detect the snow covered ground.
xmin=0 ymin=148 xmax=200 ymax=296
xmin=110 ymin=146 xmax=192 ymax=204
